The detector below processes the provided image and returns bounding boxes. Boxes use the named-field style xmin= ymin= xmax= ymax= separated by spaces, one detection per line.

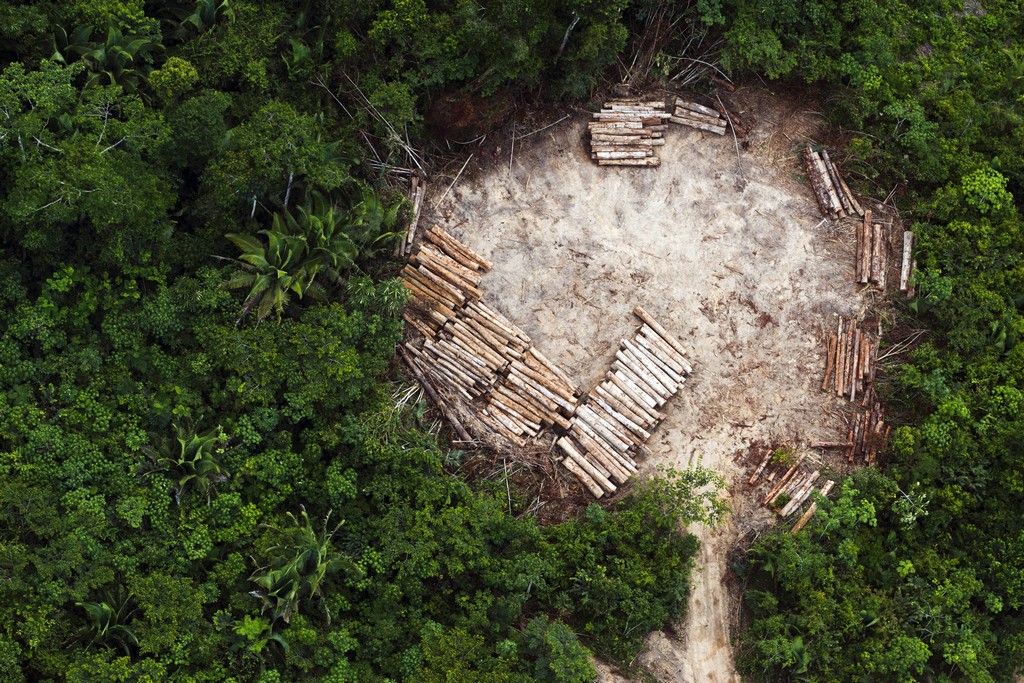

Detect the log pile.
xmin=401 ymin=231 xmax=695 ymax=498
xmin=802 ymin=144 xmax=864 ymax=220
xmin=556 ymin=306 xmax=692 ymax=498
xmin=669 ymin=97 xmax=726 ymax=135
xmin=588 ymin=99 xmax=670 ymax=167
xmin=821 ymin=316 xmax=881 ymax=404
xmin=855 ymin=210 xmax=892 ymax=289
xmin=401 ymin=226 xmax=493 ymax=336
xmin=747 ymin=448 xmax=835 ymax=525
xmin=846 ymin=403 xmax=890 ymax=464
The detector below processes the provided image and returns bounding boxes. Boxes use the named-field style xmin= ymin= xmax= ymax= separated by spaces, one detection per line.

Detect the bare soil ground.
xmin=430 ymin=88 xmax=870 ymax=682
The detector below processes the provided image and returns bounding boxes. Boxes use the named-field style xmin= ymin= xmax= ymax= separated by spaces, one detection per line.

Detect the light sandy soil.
xmin=431 ymin=91 xmax=866 ymax=682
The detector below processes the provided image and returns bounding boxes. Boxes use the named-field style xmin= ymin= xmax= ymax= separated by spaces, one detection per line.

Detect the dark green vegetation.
xmin=709 ymin=0 xmax=1024 ymax=681
xmin=1 ymin=0 xmax=1021 ymax=681
xmin=0 ymin=1 xmax=732 ymax=681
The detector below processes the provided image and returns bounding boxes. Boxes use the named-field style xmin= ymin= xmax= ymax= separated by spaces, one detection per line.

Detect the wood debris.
xmin=556 ymin=306 xmax=692 ymax=497
xmin=801 ymin=144 xmax=864 ymax=219
xmin=587 ymin=99 xmax=669 ymax=167
xmin=821 ymin=316 xmax=881 ymax=404
xmin=669 ymin=97 xmax=726 ymax=135
xmin=746 ymin=446 xmax=835 ymax=526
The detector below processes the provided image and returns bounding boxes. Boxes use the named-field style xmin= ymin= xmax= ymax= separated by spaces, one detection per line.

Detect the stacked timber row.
xmin=855 ymin=210 xmax=892 ymax=290
xmin=480 ymin=348 xmax=580 ymax=447
xmin=821 ymin=316 xmax=881 ymax=405
xmin=395 ymin=175 xmax=426 ymax=257
xmin=802 ymin=144 xmax=864 ymax=220
xmin=747 ymin=449 xmax=835 ymax=531
xmin=401 ymin=226 xmax=493 ymax=337
xmin=669 ymin=97 xmax=726 ymax=135
xmin=401 ymin=226 xmax=585 ymax=446
xmin=588 ymin=99 xmax=670 ymax=167
xmin=846 ymin=403 xmax=889 ymax=464
xmin=556 ymin=306 xmax=693 ymax=498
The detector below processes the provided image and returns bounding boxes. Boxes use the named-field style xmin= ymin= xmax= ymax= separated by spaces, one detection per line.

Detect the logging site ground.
xmin=430 ymin=88 xmax=873 ymax=683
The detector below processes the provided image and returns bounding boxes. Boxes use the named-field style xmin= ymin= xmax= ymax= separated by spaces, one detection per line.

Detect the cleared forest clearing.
xmin=423 ymin=89 xmax=874 ymax=681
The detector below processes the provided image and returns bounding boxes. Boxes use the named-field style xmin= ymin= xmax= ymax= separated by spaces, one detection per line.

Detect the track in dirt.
xmin=432 ymin=92 xmax=868 ymax=682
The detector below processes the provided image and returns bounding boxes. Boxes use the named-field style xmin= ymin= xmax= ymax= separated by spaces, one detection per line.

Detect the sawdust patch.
xmin=430 ymin=88 xmax=870 ymax=682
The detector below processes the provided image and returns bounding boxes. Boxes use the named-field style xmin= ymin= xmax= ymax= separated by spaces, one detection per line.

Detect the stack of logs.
xmin=556 ymin=306 xmax=692 ymax=498
xmin=395 ymin=175 xmax=426 ymax=257
xmin=588 ymin=100 xmax=670 ymax=167
xmin=855 ymin=209 xmax=891 ymax=290
xmin=479 ymin=347 xmax=580 ymax=447
xmin=802 ymin=144 xmax=864 ymax=220
xmin=748 ymin=450 xmax=835 ymax=532
xmin=669 ymin=97 xmax=727 ymax=135
xmin=847 ymin=403 xmax=889 ymax=464
xmin=821 ymin=316 xmax=880 ymax=405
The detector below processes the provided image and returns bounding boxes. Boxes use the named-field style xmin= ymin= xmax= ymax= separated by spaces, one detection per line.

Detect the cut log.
xmin=762 ymin=454 xmax=805 ymax=505
xmin=560 ymin=455 xmax=604 ymax=498
xmin=877 ymin=227 xmax=888 ymax=290
xmin=592 ymin=150 xmax=655 ymax=160
xmin=675 ymin=98 xmax=721 ymax=117
xmin=400 ymin=347 xmax=474 ymax=444
xmin=779 ymin=471 xmax=821 ymax=517
xmin=426 ymin=227 xmax=494 ymax=271
xmin=669 ymin=116 xmax=726 ymax=134
xmin=672 ymin=106 xmax=725 ymax=127
xmin=571 ymin=423 xmax=637 ymax=475
xmin=591 ymin=394 xmax=651 ymax=441
xmin=597 ymin=158 xmax=662 ymax=167
xmin=595 ymin=384 xmax=651 ymax=429
xmin=900 ymin=231 xmax=914 ymax=291
xmin=525 ymin=348 xmax=579 ymax=395
xmin=602 ymin=375 xmax=661 ymax=423
xmin=835 ymin=319 xmax=846 ymax=398
xmin=638 ymin=325 xmax=692 ymax=374
xmin=625 ymin=338 xmax=685 ymax=385
xmin=870 ymin=223 xmax=882 ymax=285
xmin=633 ymin=307 xmax=689 ymax=358
xmin=821 ymin=151 xmax=853 ymax=215
xmin=748 ymin=449 xmax=773 ymax=485
xmin=822 ymin=332 xmax=837 ymax=392
xmin=802 ymin=146 xmax=834 ymax=217
xmin=849 ymin=328 xmax=860 ymax=402
xmin=811 ymin=151 xmax=844 ymax=215
xmin=619 ymin=345 xmax=676 ymax=394
xmin=575 ymin=405 xmax=632 ymax=453
xmin=591 ymin=134 xmax=666 ymax=145
xmin=633 ymin=333 xmax=686 ymax=376
xmin=835 ymin=166 xmax=864 ymax=217
xmin=558 ymin=438 xmax=617 ymax=494
xmin=613 ymin=354 xmax=670 ymax=400
xmin=611 ymin=367 xmax=665 ymax=407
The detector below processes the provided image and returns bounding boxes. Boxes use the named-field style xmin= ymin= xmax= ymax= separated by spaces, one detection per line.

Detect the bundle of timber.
xmin=483 ymin=353 xmax=575 ymax=446
xmin=801 ymin=144 xmax=864 ymax=220
xmin=821 ymin=316 xmax=881 ymax=404
xmin=588 ymin=99 xmax=669 ymax=167
xmin=747 ymin=448 xmax=835 ymax=524
xmin=556 ymin=306 xmax=693 ymax=498
xmin=395 ymin=175 xmax=425 ymax=257
xmin=847 ymin=403 xmax=890 ymax=464
xmin=854 ymin=210 xmax=894 ymax=289
xmin=669 ymin=97 xmax=726 ymax=136
xmin=401 ymin=227 xmax=493 ymax=336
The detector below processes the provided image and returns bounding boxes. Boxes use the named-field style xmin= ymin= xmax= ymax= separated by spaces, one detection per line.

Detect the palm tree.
xmin=74 ymin=585 xmax=138 ymax=656
xmin=52 ymin=25 xmax=162 ymax=93
xmin=223 ymin=229 xmax=319 ymax=323
xmin=249 ymin=508 xmax=355 ymax=625
xmin=141 ymin=424 xmax=229 ymax=504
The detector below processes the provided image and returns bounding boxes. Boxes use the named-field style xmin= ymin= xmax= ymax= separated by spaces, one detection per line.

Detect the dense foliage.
xmin=0 ymin=1 xmax=737 ymax=681
xmin=714 ymin=0 xmax=1024 ymax=681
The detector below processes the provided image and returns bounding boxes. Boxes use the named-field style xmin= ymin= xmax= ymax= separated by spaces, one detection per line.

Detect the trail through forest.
xmin=434 ymin=92 xmax=868 ymax=681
